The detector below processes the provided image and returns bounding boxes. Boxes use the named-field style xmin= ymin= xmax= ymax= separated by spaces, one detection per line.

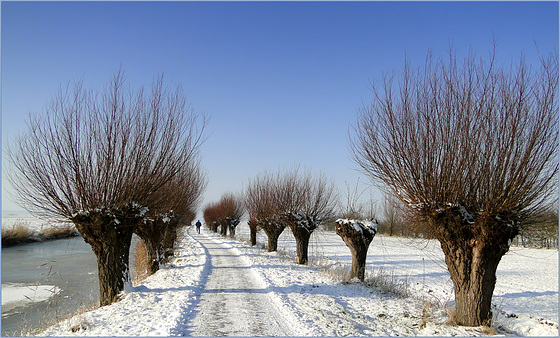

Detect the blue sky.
xmin=2 ymin=1 xmax=558 ymax=216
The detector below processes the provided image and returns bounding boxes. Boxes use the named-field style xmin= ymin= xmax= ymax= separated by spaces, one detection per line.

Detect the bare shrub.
xmin=133 ymin=240 xmax=150 ymax=283
xmin=1 ymin=222 xmax=36 ymax=246
xmin=40 ymin=225 xmax=79 ymax=240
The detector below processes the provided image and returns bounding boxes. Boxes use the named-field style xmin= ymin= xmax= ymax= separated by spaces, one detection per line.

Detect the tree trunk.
xmin=440 ymin=239 xmax=505 ymax=326
xmin=79 ymin=224 xmax=134 ymax=307
xmin=248 ymin=221 xmax=258 ymax=246
xmin=72 ymin=210 xmax=139 ymax=307
xmin=135 ymin=220 xmax=167 ymax=275
xmin=93 ymin=231 xmax=134 ymax=306
xmin=429 ymin=208 xmax=518 ymax=327
xmin=250 ymin=229 xmax=257 ymax=246
xmin=142 ymin=236 xmax=160 ymax=275
xmin=294 ymin=230 xmax=311 ymax=264
xmin=261 ymin=223 xmax=285 ymax=252
xmin=162 ymin=223 xmax=178 ymax=263
xmin=267 ymin=231 xmax=280 ymax=252
xmin=351 ymin=243 xmax=369 ymax=280
xmin=220 ymin=221 xmax=228 ymax=236
xmin=342 ymin=237 xmax=369 ymax=280
xmin=335 ymin=219 xmax=377 ymax=282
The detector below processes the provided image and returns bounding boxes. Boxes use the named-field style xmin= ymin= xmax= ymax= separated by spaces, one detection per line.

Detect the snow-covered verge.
xmin=39 ymin=227 xmax=207 ymax=336
xmin=38 ymin=222 xmax=558 ymax=336
xmin=227 ymin=225 xmax=559 ymax=337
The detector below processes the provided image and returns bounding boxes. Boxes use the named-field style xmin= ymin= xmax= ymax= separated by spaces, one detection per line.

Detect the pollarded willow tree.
xmin=278 ymin=168 xmax=338 ymax=264
xmin=7 ymin=71 xmax=207 ymax=306
xmin=135 ymin=161 xmax=207 ymax=275
xmin=203 ymin=192 xmax=245 ymax=237
xmin=350 ymin=48 xmax=558 ymax=326
xmin=335 ymin=219 xmax=378 ymax=281
xmin=161 ymin=163 xmax=207 ymax=262
xmin=245 ymin=171 xmax=286 ymax=252
xmin=245 ymin=167 xmax=338 ymax=261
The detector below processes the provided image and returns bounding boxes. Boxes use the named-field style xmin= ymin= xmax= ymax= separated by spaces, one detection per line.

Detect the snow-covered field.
xmin=37 ymin=221 xmax=558 ymax=336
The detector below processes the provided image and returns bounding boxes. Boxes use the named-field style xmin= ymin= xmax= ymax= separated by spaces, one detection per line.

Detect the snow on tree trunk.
xmin=228 ymin=217 xmax=240 ymax=238
xmin=71 ymin=205 xmax=147 ymax=306
xmin=427 ymin=207 xmax=519 ymax=326
xmin=285 ymin=213 xmax=319 ymax=265
xmin=135 ymin=216 xmax=171 ymax=275
xmin=335 ymin=219 xmax=378 ymax=281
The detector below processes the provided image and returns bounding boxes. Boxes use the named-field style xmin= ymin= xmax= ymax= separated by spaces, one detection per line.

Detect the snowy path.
xmin=37 ymin=225 xmax=558 ymax=337
xmin=182 ymin=233 xmax=296 ymax=336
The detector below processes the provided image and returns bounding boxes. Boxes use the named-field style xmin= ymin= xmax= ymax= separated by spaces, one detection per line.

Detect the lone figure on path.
xmin=195 ymin=220 xmax=202 ymax=234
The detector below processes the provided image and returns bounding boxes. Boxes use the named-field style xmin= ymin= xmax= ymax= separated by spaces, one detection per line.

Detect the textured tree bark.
xmin=286 ymin=214 xmax=316 ymax=265
xmin=93 ymin=231 xmax=134 ymax=306
xmin=248 ymin=220 xmax=258 ymax=246
xmin=440 ymin=238 xmax=506 ymax=326
xmin=294 ymin=229 xmax=311 ymax=264
xmin=135 ymin=220 xmax=167 ymax=275
xmin=250 ymin=229 xmax=257 ymax=246
xmin=162 ymin=221 xmax=179 ymax=263
xmin=72 ymin=207 xmax=145 ymax=306
xmin=429 ymin=208 xmax=518 ymax=326
xmin=260 ymin=222 xmax=285 ymax=252
xmin=76 ymin=221 xmax=135 ymax=307
xmin=142 ymin=235 xmax=161 ymax=275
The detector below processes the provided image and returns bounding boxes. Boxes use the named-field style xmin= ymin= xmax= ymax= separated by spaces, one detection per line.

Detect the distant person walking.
xmin=195 ymin=220 xmax=202 ymax=234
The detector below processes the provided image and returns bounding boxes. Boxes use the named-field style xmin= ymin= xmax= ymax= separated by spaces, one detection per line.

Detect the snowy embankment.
xmin=39 ymin=222 xmax=558 ymax=336
xmin=1 ymin=212 xmax=78 ymax=247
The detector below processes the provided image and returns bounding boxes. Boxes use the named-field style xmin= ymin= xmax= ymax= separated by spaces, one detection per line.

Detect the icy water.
xmin=1 ymin=237 xmax=98 ymax=336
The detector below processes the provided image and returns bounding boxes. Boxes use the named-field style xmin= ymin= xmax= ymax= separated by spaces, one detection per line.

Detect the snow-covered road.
xmin=181 ymin=234 xmax=295 ymax=336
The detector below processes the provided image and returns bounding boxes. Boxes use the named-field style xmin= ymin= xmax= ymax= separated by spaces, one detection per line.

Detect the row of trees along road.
xmin=7 ymin=72 xmax=208 ymax=306
xmin=350 ymin=48 xmax=558 ymax=326
xmin=203 ymin=192 xmax=245 ymax=237
xmin=244 ymin=167 xmax=338 ymax=264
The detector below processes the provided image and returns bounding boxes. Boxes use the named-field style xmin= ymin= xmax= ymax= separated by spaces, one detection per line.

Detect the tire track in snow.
xmin=176 ymin=232 xmax=299 ymax=336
